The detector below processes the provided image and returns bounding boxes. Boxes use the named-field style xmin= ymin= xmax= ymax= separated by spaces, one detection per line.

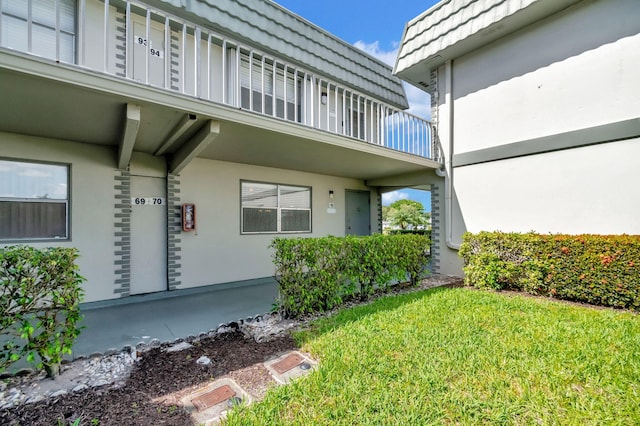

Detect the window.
xmin=0 ymin=0 xmax=77 ymax=63
xmin=0 ymin=159 xmax=69 ymax=240
xmin=241 ymin=181 xmax=311 ymax=234
xmin=240 ymin=54 xmax=298 ymax=121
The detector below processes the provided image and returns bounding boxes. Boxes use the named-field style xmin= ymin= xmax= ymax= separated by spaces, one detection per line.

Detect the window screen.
xmin=0 ymin=159 xmax=69 ymax=240
xmin=0 ymin=0 xmax=76 ymax=63
xmin=241 ymin=181 xmax=311 ymax=234
xmin=240 ymin=54 xmax=297 ymax=120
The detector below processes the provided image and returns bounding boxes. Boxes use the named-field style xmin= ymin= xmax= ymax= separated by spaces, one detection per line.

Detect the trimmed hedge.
xmin=460 ymin=232 xmax=640 ymax=310
xmin=0 ymin=246 xmax=85 ymax=377
xmin=386 ymin=229 xmax=430 ymax=235
xmin=270 ymin=234 xmax=431 ymax=317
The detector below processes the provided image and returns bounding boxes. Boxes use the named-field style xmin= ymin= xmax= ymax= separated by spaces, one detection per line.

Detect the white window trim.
xmin=0 ymin=158 xmax=70 ymax=242
xmin=0 ymin=0 xmax=77 ymax=64
xmin=241 ymin=180 xmax=311 ymax=235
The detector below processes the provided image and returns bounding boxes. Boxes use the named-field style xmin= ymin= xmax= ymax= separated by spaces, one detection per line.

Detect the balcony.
xmin=0 ymin=0 xmax=441 ymax=178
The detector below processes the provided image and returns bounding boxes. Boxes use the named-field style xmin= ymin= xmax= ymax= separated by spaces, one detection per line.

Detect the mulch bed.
xmin=0 ymin=332 xmax=297 ymax=426
xmin=1 ymin=276 xmax=466 ymax=425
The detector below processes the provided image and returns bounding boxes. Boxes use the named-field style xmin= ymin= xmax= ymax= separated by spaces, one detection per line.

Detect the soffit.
xmin=0 ymin=52 xmax=438 ymax=181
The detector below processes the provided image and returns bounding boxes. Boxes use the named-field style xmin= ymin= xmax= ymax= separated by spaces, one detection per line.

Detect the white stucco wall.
xmin=0 ymin=133 xmax=381 ymax=300
xmin=452 ymin=0 xmax=640 ymax=153
xmin=429 ymin=0 xmax=640 ymax=276
xmin=178 ymin=158 xmax=375 ymax=288
xmin=455 ymin=138 xmax=640 ymax=235
xmin=0 ymin=132 xmax=117 ymax=303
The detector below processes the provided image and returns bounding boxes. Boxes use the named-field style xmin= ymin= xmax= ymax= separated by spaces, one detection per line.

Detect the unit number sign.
xmin=132 ymin=197 xmax=165 ymax=206
xmin=134 ymin=36 xmax=164 ymax=58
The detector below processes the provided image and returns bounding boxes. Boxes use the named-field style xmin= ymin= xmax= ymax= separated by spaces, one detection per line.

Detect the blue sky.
xmin=273 ymin=0 xmax=439 ymax=210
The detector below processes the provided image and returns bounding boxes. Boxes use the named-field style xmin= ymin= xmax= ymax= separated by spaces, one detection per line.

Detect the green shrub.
xmin=0 ymin=246 xmax=85 ymax=377
xmin=270 ymin=237 xmax=346 ymax=317
xmin=460 ymin=232 xmax=640 ymax=310
xmin=271 ymin=234 xmax=431 ymax=317
xmin=386 ymin=229 xmax=431 ymax=237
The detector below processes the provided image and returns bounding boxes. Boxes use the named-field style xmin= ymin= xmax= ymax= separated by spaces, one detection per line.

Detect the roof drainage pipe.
xmin=436 ymin=59 xmax=460 ymax=251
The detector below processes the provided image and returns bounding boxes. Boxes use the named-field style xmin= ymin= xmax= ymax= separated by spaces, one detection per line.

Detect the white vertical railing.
xmin=55 ymin=0 xmax=60 ymax=60
xmin=164 ymin=13 xmax=170 ymax=88
xmin=194 ymin=27 xmax=200 ymax=97
xmin=78 ymin=0 xmax=85 ymax=65
xmin=103 ymin=0 xmax=109 ymax=72
xmin=0 ymin=0 xmax=434 ymax=160
xmin=205 ymin=33 xmax=211 ymax=99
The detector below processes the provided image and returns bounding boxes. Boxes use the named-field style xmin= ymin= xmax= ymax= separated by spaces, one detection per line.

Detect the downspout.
xmin=436 ymin=60 xmax=460 ymax=250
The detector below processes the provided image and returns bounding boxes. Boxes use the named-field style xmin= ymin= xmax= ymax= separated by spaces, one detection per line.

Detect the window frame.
xmin=0 ymin=0 xmax=77 ymax=64
xmin=239 ymin=52 xmax=299 ymax=121
xmin=240 ymin=180 xmax=311 ymax=235
xmin=0 ymin=157 xmax=71 ymax=242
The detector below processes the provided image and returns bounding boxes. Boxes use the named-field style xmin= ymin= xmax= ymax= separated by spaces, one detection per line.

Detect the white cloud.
xmin=404 ymin=82 xmax=431 ymax=120
xmin=19 ymin=169 xmax=52 ymax=178
xmin=353 ymin=41 xmax=431 ymax=120
xmin=353 ymin=40 xmax=397 ymax=67
xmin=47 ymin=183 xmax=68 ymax=199
xmin=382 ymin=190 xmax=409 ymax=205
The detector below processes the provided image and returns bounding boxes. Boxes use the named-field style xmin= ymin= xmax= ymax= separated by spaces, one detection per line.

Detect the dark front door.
xmin=345 ymin=190 xmax=370 ymax=235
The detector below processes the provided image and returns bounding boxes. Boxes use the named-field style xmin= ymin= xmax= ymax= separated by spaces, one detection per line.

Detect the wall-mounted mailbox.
xmin=182 ymin=203 xmax=196 ymax=231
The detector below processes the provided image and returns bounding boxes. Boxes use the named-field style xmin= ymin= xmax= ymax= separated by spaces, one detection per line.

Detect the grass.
xmin=225 ymin=287 xmax=640 ymax=425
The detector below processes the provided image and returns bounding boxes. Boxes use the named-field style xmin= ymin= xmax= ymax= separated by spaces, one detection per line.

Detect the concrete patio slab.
xmin=73 ymin=278 xmax=278 ymax=358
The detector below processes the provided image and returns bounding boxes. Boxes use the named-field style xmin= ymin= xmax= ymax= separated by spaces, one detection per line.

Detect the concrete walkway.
xmin=73 ymin=278 xmax=278 ymax=358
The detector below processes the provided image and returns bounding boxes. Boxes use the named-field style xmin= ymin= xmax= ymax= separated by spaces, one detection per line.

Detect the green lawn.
xmin=225 ymin=287 xmax=640 ymax=425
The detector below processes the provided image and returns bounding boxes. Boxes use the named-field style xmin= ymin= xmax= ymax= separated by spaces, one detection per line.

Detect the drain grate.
xmin=272 ymin=353 xmax=304 ymax=374
xmin=191 ymin=385 xmax=236 ymax=411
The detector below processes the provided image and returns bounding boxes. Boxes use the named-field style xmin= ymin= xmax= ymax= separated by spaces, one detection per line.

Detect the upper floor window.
xmin=240 ymin=53 xmax=298 ymax=121
xmin=0 ymin=159 xmax=69 ymax=241
xmin=0 ymin=0 xmax=76 ymax=63
xmin=241 ymin=181 xmax=311 ymax=234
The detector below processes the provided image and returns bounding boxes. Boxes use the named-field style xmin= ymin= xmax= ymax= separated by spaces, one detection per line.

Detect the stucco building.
xmin=395 ymin=0 xmax=640 ymax=274
xmin=0 ymin=0 xmax=440 ymax=303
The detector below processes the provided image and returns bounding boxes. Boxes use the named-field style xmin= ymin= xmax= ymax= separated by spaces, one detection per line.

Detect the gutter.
xmin=436 ymin=60 xmax=461 ymax=250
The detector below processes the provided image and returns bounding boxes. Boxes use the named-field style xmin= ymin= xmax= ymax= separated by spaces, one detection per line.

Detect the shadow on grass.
xmin=294 ymin=284 xmax=459 ymax=346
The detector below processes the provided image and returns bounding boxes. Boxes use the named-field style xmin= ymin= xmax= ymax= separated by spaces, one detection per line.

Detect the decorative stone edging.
xmin=0 ymin=311 xmax=291 ymax=411
xmin=0 ymin=275 xmax=463 ymax=410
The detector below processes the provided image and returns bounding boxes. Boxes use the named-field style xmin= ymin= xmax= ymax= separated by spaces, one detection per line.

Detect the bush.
xmin=460 ymin=232 xmax=640 ymax=310
xmin=271 ymin=234 xmax=431 ymax=317
xmin=386 ymin=229 xmax=431 ymax=237
xmin=0 ymin=246 xmax=85 ymax=377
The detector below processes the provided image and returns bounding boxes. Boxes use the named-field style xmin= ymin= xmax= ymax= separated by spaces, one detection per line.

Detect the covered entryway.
xmin=130 ymin=175 xmax=167 ymax=295
xmin=345 ymin=189 xmax=371 ymax=235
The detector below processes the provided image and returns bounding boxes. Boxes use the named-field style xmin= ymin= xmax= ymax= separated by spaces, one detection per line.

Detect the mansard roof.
xmin=150 ymin=0 xmax=409 ymax=109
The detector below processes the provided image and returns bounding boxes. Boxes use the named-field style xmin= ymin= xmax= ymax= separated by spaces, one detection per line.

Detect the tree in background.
xmin=384 ymin=199 xmax=430 ymax=230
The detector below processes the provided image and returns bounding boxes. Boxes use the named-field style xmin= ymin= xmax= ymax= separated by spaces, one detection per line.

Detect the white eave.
xmin=394 ymin=0 xmax=583 ymax=90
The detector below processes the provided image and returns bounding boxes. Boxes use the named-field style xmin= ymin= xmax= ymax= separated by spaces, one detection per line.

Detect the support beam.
xmin=366 ymin=169 xmax=442 ymax=187
xmin=154 ymin=113 xmax=198 ymax=156
xmin=117 ymin=104 xmax=141 ymax=169
xmin=170 ymin=120 xmax=220 ymax=175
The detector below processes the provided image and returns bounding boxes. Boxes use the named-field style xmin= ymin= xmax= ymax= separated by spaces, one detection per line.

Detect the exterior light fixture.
xmin=321 ymin=92 xmax=327 ymax=105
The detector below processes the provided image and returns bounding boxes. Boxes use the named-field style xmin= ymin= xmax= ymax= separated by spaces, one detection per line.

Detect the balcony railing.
xmin=0 ymin=0 xmax=438 ymax=160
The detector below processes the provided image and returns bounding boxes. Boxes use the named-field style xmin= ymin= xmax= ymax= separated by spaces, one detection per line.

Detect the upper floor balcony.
xmin=0 ymin=0 xmax=442 ymax=178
